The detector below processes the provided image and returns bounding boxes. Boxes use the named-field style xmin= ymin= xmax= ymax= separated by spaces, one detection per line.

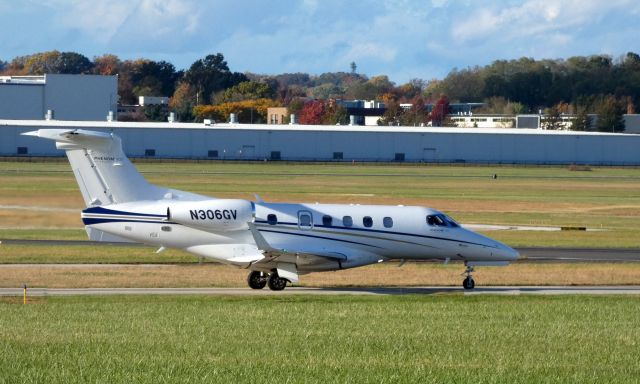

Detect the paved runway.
xmin=2 ymin=286 xmax=640 ymax=296
xmin=3 ymin=239 xmax=640 ymax=263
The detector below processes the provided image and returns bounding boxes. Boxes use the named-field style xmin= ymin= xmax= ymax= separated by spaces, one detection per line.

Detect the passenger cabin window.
xmin=299 ymin=213 xmax=312 ymax=227
xmin=363 ymin=216 xmax=373 ymax=228
xmin=322 ymin=215 xmax=333 ymax=226
xmin=383 ymin=217 xmax=393 ymax=228
xmin=343 ymin=216 xmax=353 ymax=227
xmin=267 ymin=214 xmax=278 ymax=225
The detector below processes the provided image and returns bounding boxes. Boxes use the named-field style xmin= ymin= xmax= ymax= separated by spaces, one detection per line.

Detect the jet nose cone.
xmin=498 ymin=243 xmax=520 ymax=261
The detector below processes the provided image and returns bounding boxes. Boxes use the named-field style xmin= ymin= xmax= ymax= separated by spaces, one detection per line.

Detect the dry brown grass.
xmin=0 ymin=210 xmax=81 ymax=228
xmin=2 ymin=263 xmax=639 ymax=288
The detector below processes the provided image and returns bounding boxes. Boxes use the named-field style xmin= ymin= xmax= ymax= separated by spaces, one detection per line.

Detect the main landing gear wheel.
xmin=267 ymin=271 xmax=288 ymax=291
xmin=247 ymin=271 xmax=267 ymax=290
xmin=463 ymin=276 xmax=475 ymax=290
xmin=462 ymin=264 xmax=475 ymax=290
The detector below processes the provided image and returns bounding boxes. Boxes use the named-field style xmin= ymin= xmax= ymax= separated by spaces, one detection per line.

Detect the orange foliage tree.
xmin=193 ymin=98 xmax=282 ymax=123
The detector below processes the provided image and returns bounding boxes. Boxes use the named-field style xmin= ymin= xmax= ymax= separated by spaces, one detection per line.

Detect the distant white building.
xmin=3 ymin=119 xmax=639 ymax=165
xmin=0 ymin=74 xmax=118 ymax=121
xmin=450 ymin=115 xmax=516 ymax=128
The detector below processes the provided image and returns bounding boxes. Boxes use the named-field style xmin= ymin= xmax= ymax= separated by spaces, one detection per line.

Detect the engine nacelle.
xmin=167 ymin=199 xmax=254 ymax=232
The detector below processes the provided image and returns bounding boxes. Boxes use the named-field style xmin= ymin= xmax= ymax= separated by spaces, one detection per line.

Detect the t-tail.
xmin=22 ymin=129 xmax=207 ymax=242
xmin=23 ymin=129 xmax=168 ymax=206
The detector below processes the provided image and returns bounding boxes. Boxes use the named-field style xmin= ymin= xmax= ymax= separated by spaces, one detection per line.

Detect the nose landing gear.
xmin=462 ymin=264 xmax=475 ymax=290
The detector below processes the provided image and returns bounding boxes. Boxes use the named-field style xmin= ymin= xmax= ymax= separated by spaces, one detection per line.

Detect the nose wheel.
xmin=462 ymin=264 xmax=475 ymax=290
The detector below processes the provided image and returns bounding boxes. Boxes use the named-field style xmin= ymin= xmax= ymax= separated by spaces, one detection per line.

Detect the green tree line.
xmin=2 ymin=50 xmax=638 ymax=129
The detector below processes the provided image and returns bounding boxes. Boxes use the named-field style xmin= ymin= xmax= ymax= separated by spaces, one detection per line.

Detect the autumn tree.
xmin=184 ymin=53 xmax=247 ymax=104
xmin=398 ymin=97 xmax=428 ymax=126
xmin=345 ymin=75 xmax=394 ymax=100
xmin=595 ymin=95 xmax=625 ymax=132
xmin=214 ymin=81 xmax=275 ymax=103
xmin=193 ymin=98 xmax=281 ymax=124
xmin=542 ymin=105 xmax=563 ymax=130
xmin=430 ymin=94 xmax=450 ymax=126
xmin=170 ymin=82 xmax=197 ymax=122
xmin=477 ymin=96 xmax=526 ymax=114
xmin=299 ymin=100 xmax=325 ymax=125
xmin=57 ymin=52 xmax=93 ymax=73
xmin=131 ymin=59 xmax=181 ymax=97
xmin=378 ymin=100 xmax=403 ymax=126
xmin=8 ymin=51 xmax=93 ymax=75
xmin=286 ymin=98 xmax=306 ymax=119
xmin=397 ymin=79 xmax=426 ymax=101
xmin=308 ymin=83 xmax=343 ymax=99
xmin=277 ymin=85 xmax=307 ymax=105
xmin=322 ymin=101 xmax=349 ymax=125
xmin=93 ymin=54 xmax=121 ymax=75
xmin=569 ymin=106 xmax=591 ymax=131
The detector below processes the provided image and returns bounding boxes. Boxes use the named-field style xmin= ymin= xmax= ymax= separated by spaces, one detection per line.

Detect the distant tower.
xmin=350 ymin=61 xmax=357 ymax=74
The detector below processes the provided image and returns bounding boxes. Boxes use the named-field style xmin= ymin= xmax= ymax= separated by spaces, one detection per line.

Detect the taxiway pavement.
xmin=1 ymin=286 xmax=640 ymax=296
xmin=3 ymin=239 xmax=640 ymax=263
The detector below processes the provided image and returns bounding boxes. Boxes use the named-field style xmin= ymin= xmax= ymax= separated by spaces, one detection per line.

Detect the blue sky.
xmin=1 ymin=0 xmax=639 ymax=83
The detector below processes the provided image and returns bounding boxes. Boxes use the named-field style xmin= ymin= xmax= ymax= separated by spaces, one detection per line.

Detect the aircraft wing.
xmin=247 ymin=222 xmax=348 ymax=263
xmin=243 ymin=222 xmax=376 ymax=282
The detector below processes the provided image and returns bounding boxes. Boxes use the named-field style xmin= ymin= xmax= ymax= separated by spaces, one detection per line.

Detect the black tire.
xmin=267 ymin=273 xmax=287 ymax=291
xmin=463 ymin=277 xmax=475 ymax=290
xmin=247 ymin=271 xmax=267 ymax=289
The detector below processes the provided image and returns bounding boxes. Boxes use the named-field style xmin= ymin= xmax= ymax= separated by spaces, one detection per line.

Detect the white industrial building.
xmin=2 ymin=119 xmax=639 ymax=165
xmin=0 ymin=74 xmax=118 ymax=121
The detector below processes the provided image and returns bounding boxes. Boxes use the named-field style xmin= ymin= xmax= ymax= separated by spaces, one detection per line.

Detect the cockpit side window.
xmin=267 ymin=214 xmax=278 ymax=225
xmin=426 ymin=214 xmax=449 ymax=227
xmin=445 ymin=215 xmax=459 ymax=228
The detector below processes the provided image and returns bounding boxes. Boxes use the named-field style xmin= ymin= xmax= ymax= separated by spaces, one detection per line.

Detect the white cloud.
xmin=57 ymin=0 xmax=136 ymax=43
xmin=54 ymin=0 xmax=199 ymax=46
xmin=452 ymin=0 xmax=637 ymax=43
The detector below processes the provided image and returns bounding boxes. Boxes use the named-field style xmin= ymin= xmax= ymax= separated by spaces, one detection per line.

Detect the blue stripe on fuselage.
xmin=82 ymin=206 xmax=165 ymax=218
xmin=255 ymin=220 xmax=496 ymax=249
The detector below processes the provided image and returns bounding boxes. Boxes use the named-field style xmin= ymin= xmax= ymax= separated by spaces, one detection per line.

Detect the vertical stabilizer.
xmin=23 ymin=129 xmax=167 ymax=206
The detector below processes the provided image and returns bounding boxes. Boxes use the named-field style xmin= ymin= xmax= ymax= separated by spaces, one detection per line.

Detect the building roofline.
xmin=0 ymin=119 xmax=633 ymax=136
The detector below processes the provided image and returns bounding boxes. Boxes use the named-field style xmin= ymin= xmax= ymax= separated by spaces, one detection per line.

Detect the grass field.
xmin=1 ymin=161 xmax=639 ymax=383
xmin=1 ymin=295 xmax=639 ymax=383
xmin=2 ymin=161 xmax=640 ymax=248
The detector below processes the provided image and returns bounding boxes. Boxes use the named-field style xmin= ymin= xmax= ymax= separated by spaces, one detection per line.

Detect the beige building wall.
xmin=267 ymin=107 xmax=288 ymax=124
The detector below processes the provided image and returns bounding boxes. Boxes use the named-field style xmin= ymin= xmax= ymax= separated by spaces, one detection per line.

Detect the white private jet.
xmin=25 ymin=129 xmax=519 ymax=290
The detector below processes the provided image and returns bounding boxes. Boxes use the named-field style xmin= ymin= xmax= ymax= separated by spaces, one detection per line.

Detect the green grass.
xmin=0 ymin=295 xmax=639 ymax=383
xmin=0 ymin=244 xmax=199 ymax=264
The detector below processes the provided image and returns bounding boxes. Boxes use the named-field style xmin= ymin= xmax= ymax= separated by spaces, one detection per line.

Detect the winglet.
xmin=248 ymin=222 xmax=275 ymax=251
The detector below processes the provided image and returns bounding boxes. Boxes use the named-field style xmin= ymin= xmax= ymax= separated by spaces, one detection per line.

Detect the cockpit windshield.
xmin=426 ymin=214 xmax=459 ymax=228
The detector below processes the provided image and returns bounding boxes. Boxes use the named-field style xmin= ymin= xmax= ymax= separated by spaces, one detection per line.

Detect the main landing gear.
xmin=247 ymin=270 xmax=288 ymax=291
xmin=462 ymin=264 xmax=475 ymax=290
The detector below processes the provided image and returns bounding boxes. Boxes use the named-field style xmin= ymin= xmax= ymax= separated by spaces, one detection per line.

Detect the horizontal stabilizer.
xmin=22 ymin=129 xmax=114 ymax=150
